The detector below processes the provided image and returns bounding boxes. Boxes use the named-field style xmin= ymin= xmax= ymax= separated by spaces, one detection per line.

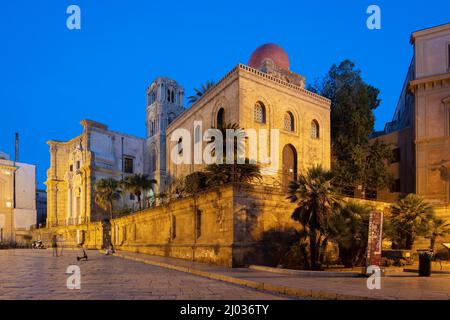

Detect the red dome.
xmin=248 ymin=43 xmax=290 ymax=70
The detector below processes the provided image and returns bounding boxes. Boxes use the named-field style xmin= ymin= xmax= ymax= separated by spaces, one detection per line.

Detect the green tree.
xmin=287 ymin=165 xmax=339 ymax=270
xmin=309 ymin=60 xmax=392 ymax=196
xmin=390 ymin=194 xmax=434 ymax=249
xmin=327 ymin=202 xmax=371 ymax=267
xmin=205 ymin=122 xmax=261 ymax=185
xmin=426 ymin=218 xmax=450 ymax=252
xmin=121 ymin=174 xmax=157 ymax=210
xmin=94 ymin=178 xmax=122 ymax=220
xmin=188 ymin=80 xmax=215 ymax=104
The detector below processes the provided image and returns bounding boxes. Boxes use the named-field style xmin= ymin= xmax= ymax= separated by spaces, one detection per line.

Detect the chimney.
xmin=15 ymin=132 xmax=19 ymax=162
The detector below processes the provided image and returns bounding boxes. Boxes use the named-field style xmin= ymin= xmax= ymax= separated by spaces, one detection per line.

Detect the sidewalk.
xmin=114 ymin=251 xmax=450 ymax=300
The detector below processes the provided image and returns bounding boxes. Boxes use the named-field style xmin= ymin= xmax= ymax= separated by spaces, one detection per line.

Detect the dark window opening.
xmin=390 ymin=179 xmax=401 ymax=193
xmin=69 ymin=164 xmax=73 ymax=172
xmin=391 ymin=148 xmax=400 ymax=163
xmin=178 ymin=138 xmax=183 ymax=155
xmin=366 ymin=189 xmax=377 ymax=200
xmin=76 ymin=161 xmax=81 ymax=170
xmin=217 ymin=108 xmax=224 ymax=128
xmin=448 ymin=43 xmax=450 ymax=68
xmin=124 ymin=157 xmax=134 ymax=174
xmin=130 ymin=193 xmax=135 ymax=200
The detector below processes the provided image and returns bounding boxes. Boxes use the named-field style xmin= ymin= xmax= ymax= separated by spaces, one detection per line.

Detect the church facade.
xmin=45 ymin=120 xmax=145 ymax=227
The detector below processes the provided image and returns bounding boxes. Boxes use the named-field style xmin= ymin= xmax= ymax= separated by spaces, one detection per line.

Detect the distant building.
xmin=0 ymin=152 xmax=37 ymax=243
xmin=373 ymin=22 xmax=450 ymax=205
xmin=45 ymin=119 xmax=145 ymax=227
xmin=36 ymin=189 xmax=47 ymax=226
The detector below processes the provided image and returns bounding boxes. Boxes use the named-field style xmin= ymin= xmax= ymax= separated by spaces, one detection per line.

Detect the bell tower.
xmin=145 ymin=77 xmax=185 ymax=193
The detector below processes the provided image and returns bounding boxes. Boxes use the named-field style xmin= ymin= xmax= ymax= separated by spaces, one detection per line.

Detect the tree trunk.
xmin=109 ymin=201 xmax=114 ymax=220
xmin=430 ymin=236 xmax=436 ymax=252
xmin=405 ymin=233 xmax=414 ymax=250
xmin=137 ymin=193 xmax=142 ymax=211
xmin=309 ymin=228 xmax=318 ymax=270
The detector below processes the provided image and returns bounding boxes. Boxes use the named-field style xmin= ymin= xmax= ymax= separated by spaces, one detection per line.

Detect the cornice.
xmin=409 ymin=72 xmax=450 ymax=91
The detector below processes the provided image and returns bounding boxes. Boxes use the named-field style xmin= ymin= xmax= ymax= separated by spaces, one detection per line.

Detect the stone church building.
xmin=147 ymin=44 xmax=331 ymax=192
xmin=41 ymin=44 xmax=333 ymax=265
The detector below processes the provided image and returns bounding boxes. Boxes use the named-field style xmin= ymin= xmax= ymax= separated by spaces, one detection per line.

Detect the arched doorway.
xmin=282 ymin=144 xmax=297 ymax=189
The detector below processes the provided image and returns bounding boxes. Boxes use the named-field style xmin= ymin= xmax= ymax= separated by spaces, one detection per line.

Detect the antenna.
xmin=15 ymin=132 xmax=19 ymax=162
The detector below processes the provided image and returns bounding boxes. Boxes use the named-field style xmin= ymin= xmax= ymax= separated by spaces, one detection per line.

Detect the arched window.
xmin=171 ymin=90 xmax=175 ymax=103
xmin=311 ymin=120 xmax=319 ymax=139
xmin=217 ymin=108 xmax=224 ymax=128
xmin=177 ymin=137 xmax=183 ymax=155
xmin=254 ymin=102 xmax=266 ymax=123
xmin=167 ymin=89 xmax=171 ymax=102
xmin=151 ymin=152 xmax=157 ymax=173
xmin=284 ymin=112 xmax=294 ymax=132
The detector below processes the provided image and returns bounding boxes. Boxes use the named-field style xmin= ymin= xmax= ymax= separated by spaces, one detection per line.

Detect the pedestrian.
xmin=59 ymin=234 xmax=64 ymax=256
xmin=77 ymin=245 xmax=88 ymax=261
xmin=51 ymin=235 xmax=58 ymax=257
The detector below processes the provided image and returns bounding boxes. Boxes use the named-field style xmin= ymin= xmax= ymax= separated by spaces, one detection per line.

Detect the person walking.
xmin=51 ymin=234 xmax=58 ymax=257
xmin=59 ymin=234 xmax=64 ymax=256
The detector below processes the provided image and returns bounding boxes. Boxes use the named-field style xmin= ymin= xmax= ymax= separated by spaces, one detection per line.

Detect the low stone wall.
xmin=111 ymin=186 xmax=235 ymax=266
xmin=31 ymin=221 xmax=104 ymax=249
xmin=111 ymin=184 xmax=395 ymax=267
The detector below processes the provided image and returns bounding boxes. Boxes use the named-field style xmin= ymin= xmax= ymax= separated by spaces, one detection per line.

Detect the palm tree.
xmin=327 ymin=202 xmax=371 ymax=267
xmin=94 ymin=178 xmax=122 ymax=220
xmin=426 ymin=218 xmax=450 ymax=252
xmin=390 ymin=194 xmax=434 ymax=250
xmin=121 ymin=174 xmax=157 ymax=210
xmin=187 ymin=80 xmax=215 ymax=104
xmin=205 ymin=122 xmax=260 ymax=185
xmin=287 ymin=165 xmax=339 ymax=270
xmin=205 ymin=162 xmax=262 ymax=185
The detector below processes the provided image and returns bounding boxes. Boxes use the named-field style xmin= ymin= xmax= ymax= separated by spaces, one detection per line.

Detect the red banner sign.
xmin=366 ymin=211 xmax=383 ymax=268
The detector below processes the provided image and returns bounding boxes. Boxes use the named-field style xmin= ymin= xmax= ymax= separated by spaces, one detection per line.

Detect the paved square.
xmin=0 ymin=249 xmax=291 ymax=300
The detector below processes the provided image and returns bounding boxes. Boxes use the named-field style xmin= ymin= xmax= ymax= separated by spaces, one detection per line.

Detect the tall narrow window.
xmin=254 ymin=102 xmax=266 ymax=123
xmin=311 ymin=120 xmax=320 ymax=139
xmin=177 ymin=138 xmax=183 ymax=155
xmin=448 ymin=43 xmax=450 ymax=68
xmin=284 ymin=112 xmax=294 ymax=131
xmin=217 ymin=108 xmax=225 ymax=128
xmin=124 ymin=157 xmax=134 ymax=173
xmin=391 ymin=148 xmax=400 ymax=163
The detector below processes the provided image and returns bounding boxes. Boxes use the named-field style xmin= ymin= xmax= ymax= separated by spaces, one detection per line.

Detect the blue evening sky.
xmin=1 ymin=0 xmax=449 ymax=188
